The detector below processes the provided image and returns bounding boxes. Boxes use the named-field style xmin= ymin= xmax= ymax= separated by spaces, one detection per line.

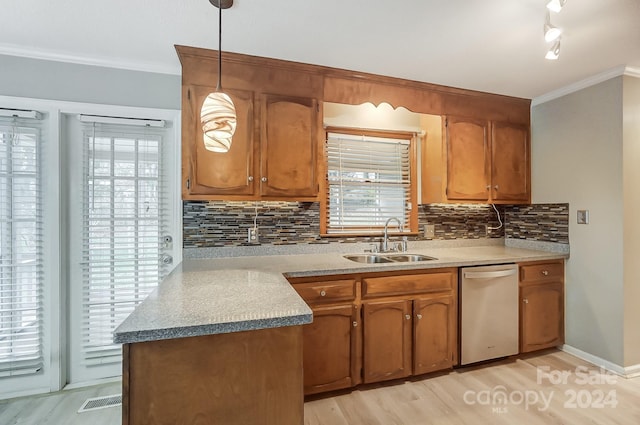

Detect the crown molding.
xmin=531 ymin=66 xmax=632 ymax=106
xmin=624 ymin=66 xmax=640 ymax=78
xmin=0 ymin=43 xmax=180 ymax=76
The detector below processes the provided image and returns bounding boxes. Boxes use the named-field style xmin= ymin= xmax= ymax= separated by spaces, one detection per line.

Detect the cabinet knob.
xmin=542 ymin=270 xmax=549 ymax=276
xmin=486 ymin=185 xmax=490 ymax=190
xmin=523 ymin=298 xmax=529 ymax=304
xmin=353 ymin=321 xmax=358 ymax=327
xmin=248 ymin=176 xmax=254 ymax=182
xmin=261 ymin=177 xmax=268 ymax=183
xmin=416 ymin=314 xmax=423 ymax=320
xmin=494 ymin=185 xmax=499 ymax=190
xmin=405 ymin=314 xmax=411 ymax=320
xmin=320 ymin=290 xmax=326 ymax=297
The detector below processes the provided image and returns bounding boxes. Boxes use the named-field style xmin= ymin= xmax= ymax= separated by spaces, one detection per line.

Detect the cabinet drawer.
xmin=362 ymin=272 xmax=455 ymax=298
xmin=520 ymin=261 xmax=564 ymax=284
xmin=293 ymin=279 xmax=356 ymax=304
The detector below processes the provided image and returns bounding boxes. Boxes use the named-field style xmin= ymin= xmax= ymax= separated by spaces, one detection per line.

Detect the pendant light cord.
xmin=216 ymin=1 xmax=223 ymax=92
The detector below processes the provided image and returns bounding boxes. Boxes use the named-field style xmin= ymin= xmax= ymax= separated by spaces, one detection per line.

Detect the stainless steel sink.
xmin=343 ymin=253 xmax=437 ymax=263
xmin=343 ymin=254 xmax=394 ymax=264
xmin=383 ymin=254 xmax=437 ymax=262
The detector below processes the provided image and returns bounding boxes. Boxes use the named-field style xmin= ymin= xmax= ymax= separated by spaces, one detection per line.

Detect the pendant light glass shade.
xmin=201 ymin=91 xmax=236 ymax=152
xmin=200 ymin=0 xmax=236 ymax=153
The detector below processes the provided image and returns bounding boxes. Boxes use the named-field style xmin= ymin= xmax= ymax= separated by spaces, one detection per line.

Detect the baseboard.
xmin=560 ymin=344 xmax=640 ymax=379
xmin=63 ymin=376 xmax=122 ymax=391
xmin=623 ymin=363 xmax=640 ymax=379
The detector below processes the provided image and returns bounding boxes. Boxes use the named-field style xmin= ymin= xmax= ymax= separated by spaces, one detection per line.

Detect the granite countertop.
xmin=114 ymin=242 xmax=569 ymax=344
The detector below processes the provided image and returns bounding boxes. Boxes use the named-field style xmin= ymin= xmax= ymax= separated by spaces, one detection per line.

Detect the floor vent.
xmin=78 ymin=394 xmax=122 ymax=413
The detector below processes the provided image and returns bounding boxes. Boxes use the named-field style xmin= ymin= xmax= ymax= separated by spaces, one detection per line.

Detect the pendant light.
xmin=201 ymin=0 xmax=236 ymax=153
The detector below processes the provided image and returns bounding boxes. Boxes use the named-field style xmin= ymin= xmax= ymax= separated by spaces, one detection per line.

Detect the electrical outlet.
xmin=424 ymin=224 xmax=435 ymax=239
xmin=247 ymin=227 xmax=259 ymax=243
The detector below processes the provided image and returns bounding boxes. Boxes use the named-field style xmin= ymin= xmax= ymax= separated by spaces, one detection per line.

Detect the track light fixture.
xmin=544 ymin=13 xmax=562 ymax=42
xmin=200 ymin=0 xmax=237 ymax=153
xmin=546 ymin=0 xmax=566 ymax=13
xmin=545 ymin=39 xmax=561 ymax=60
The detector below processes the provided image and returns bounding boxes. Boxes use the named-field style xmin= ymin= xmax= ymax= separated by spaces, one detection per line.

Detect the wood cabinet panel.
xmin=362 ymin=270 xmax=455 ymax=298
xmin=362 ymin=299 xmax=412 ymax=383
xmin=293 ymin=279 xmax=356 ymax=304
xmin=520 ymin=282 xmax=564 ymax=353
xmin=413 ymin=295 xmax=455 ymax=375
xmin=302 ymin=304 xmax=360 ymax=395
xmin=491 ymin=122 xmax=530 ymax=202
xmin=183 ymin=86 xmax=256 ymax=197
xmin=123 ymin=327 xmax=303 ymax=425
xmin=520 ymin=260 xmax=564 ymax=283
xmin=260 ymin=95 xmax=319 ymax=197
xmin=445 ymin=117 xmax=490 ymax=201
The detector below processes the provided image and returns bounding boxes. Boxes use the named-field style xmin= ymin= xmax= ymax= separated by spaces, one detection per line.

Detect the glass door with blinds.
xmin=0 ymin=113 xmax=51 ymax=395
xmin=324 ymin=131 xmax=417 ymax=235
xmin=66 ymin=115 xmax=177 ymax=383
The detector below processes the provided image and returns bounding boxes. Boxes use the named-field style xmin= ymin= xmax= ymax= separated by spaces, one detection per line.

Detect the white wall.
xmin=623 ymin=75 xmax=640 ymax=367
xmin=531 ymin=77 xmax=625 ymax=365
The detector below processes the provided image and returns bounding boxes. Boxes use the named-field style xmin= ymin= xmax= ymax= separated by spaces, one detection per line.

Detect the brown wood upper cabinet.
xmin=183 ymin=85 xmax=256 ymax=197
xmin=182 ymin=90 xmax=319 ymax=200
xmin=444 ymin=116 xmax=530 ymax=204
xmin=260 ymin=95 xmax=319 ymax=198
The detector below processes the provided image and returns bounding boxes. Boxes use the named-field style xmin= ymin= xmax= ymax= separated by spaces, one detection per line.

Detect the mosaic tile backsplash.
xmin=506 ymin=203 xmax=569 ymax=244
xmin=183 ymin=201 xmax=569 ymax=248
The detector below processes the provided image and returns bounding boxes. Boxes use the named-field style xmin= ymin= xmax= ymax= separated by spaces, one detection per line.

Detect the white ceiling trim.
xmin=624 ymin=67 xmax=640 ymax=79
xmin=0 ymin=43 xmax=180 ymax=76
xmin=532 ymin=65 xmax=628 ymax=106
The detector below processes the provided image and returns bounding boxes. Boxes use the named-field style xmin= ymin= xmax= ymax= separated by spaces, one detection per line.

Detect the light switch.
xmin=577 ymin=210 xmax=589 ymax=224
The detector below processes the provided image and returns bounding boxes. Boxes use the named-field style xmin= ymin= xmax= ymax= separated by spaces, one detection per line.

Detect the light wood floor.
xmin=1 ymin=350 xmax=638 ymax=425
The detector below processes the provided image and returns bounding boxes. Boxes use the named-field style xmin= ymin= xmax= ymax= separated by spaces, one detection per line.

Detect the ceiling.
xmin=2 ymin=0 xmax=639 ymax=100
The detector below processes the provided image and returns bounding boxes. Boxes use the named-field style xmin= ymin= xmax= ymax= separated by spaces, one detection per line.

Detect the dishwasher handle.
xmin=463 ymin=269 xmax=517 ymax=279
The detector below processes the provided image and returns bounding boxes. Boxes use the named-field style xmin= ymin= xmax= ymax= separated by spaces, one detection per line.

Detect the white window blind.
xmin=326 ymin=132 xmax=412 ymax=234
xmin=0 ymin=115 xmax=44 ymax=377
xmin=81 ymin=122 xmax=169 ymax=365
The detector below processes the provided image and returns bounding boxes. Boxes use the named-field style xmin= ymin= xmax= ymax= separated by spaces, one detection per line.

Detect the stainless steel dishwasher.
xmin=460 ymin=263 xmax=519 ymax=365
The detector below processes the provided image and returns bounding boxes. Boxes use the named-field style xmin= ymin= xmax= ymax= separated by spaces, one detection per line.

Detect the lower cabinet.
xmin=301 ymin=304 xmax=360 ymax=395
xmin=519 ymin=260 xmax=565 ymax=353
xmin=413 ymin=295 xmax=455 ymax=375
xmin=362 ymin=294 xmax=455 ymax=383
xmin=362 ymin=299 xmax=412 ymax=383
xmin=291 ymin=268 xmax=457 ymax=394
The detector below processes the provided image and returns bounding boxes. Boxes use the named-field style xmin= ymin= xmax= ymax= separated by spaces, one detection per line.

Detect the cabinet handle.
xmin=405 ymin=314 xmax=411 ymax=320
xmin=320 ymin=290 xmax=326 ymax=297
xmin=523 ymin=298 xmax=529 ymax=304
xmin=542 ymin=270 xmax=549 ymax=276
xmin=416 ymin=314 xmax=423 ymax=320
xmin=353 ymin=321 xmax=358 ymax=327
xmin=248 ymin=176 xmax=254 ymax=182
xmin=261 ymin=177 xmax=267 ymax=183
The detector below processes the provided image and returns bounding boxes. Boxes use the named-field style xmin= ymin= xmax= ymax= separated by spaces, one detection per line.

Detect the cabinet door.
xmin=183 ymin=85 xmax=256 ymax=197
xmin=445 ymin=116 xmax=490 ymax=201
xmin=413 ymin=295 xmax=455 ymax=375
xmin=302 ymin=304 xmax=360 ymax=395
xmin=520 ymin=282 xmax=564 ymax=353
xmin=491 ymin=122 xmax=530 ymax=203
xmin=362 ymin=299 xmax=412 ymax=383
xmin=260 ymin=95 xmax=318 ymax=198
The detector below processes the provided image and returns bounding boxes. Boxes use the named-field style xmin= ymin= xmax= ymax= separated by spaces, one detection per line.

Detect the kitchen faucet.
xmin=382 ymin=217 xmax=407 ymax=252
